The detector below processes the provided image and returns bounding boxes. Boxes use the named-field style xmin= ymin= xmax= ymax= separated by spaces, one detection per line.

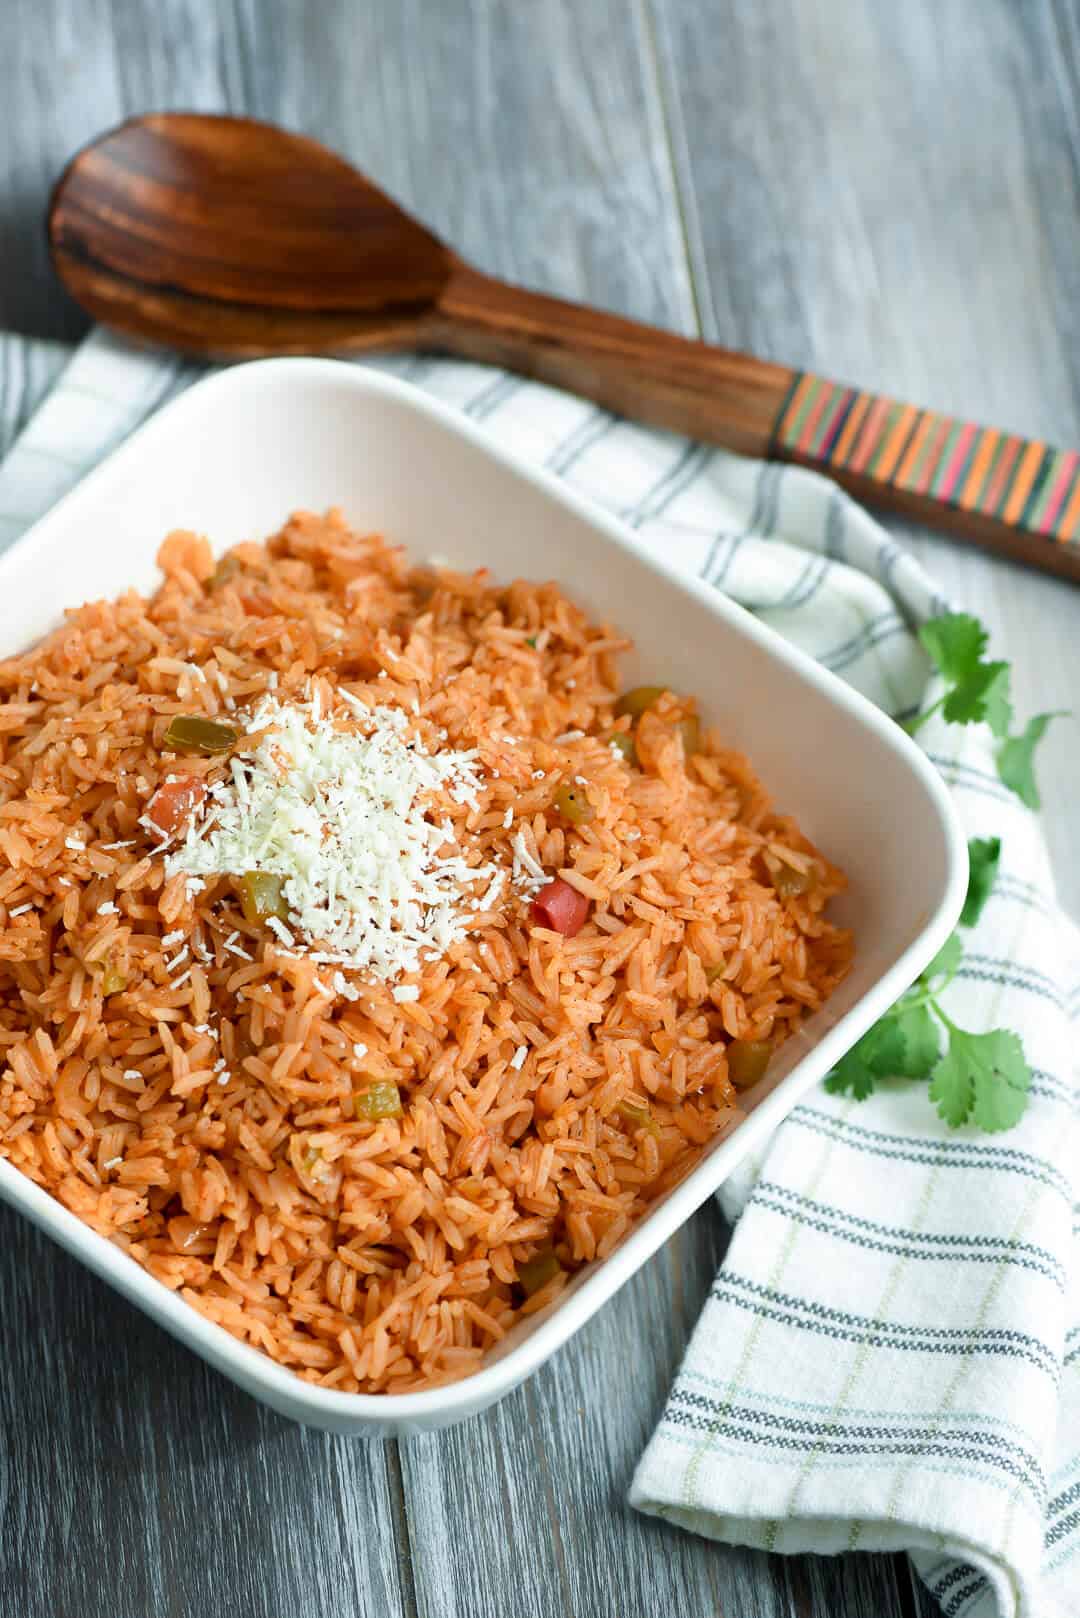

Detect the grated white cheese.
xmin=9 ymin=903 xmax=32 ymax=916
xmin=352 ymin=1042 xmax=368 ymax=1060
xmin=502 ymin=807 xmax=514 ymax=829
xmin=392 ymin=983 xmax=420 ymax=1002
xmin=266 ymin=915 xmax=295 ymax=948
xmin=510 ymin=830 xmax=547 ymax=897
xmin=64 ymin=837 xmax=85 ymax=851
xmin=161 ymin=930 xmax=185 ymax=946
xmin=97 ymin=902 xmax=118 ymax=916
xmin=510 ymin=831 xmax=544 ymax=878
xmin=166 ymin=696 xmax=498 ymax=981
xmin=101 ymin=840 xmax=135 ymax=850
xmin=510 ymin=1044 xmax=528 ymax=1071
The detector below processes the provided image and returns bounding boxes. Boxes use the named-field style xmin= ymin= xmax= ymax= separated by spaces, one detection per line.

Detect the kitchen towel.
xmin=1 ymin=330 xmax=1077 ymax=1618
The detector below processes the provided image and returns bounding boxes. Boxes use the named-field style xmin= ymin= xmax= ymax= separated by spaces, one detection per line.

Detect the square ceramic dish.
xmin=0 ymin=358 xmax=966 ymax=1434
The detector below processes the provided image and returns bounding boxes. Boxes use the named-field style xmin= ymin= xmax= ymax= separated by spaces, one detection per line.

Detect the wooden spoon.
xmin=49 ymin=113 xmax=1080 ymax=582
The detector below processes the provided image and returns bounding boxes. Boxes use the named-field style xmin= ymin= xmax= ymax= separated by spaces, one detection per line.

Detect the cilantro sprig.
xmin=905 ymin=611 xmax=1064 ymax=809
xmin=825 ymin=835 xmax=1031 ymax=1132
xmin=831 ymin=609 xmax=1061 ymax=1131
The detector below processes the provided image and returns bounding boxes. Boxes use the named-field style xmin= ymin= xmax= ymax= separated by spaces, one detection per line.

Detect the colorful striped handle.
xmin=771 ymin=372 xmax=1080 ymax=581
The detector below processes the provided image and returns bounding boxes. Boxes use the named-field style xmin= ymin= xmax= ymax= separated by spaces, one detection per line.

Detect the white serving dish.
xmin=0 ymin=358 xmax=966 ymax=1435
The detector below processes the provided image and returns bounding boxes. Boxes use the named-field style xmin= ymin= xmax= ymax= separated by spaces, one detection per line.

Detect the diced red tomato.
xmin=146 ymin=775 xmax=208 ymax=836
xmin=530 ymin=878 xmax=590 ymax=938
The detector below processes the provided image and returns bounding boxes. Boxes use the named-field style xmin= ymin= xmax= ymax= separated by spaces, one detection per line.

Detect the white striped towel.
xmin=1 ymin=330 xmax=1078 ymax=1618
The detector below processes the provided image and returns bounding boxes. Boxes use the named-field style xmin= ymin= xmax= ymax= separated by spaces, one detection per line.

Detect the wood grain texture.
xmin=49 ymin=114 xmax=453 ymax=309
xmin=1 ymin=1 xmax=1077 ymax=1616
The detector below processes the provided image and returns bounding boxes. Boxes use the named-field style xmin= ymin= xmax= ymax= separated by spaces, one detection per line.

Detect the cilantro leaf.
xmin=824 ymin=1059 xmax=875 ymax=1101
xmin=940 ymin=658 xmax=1011 ymax=732
xmin=928 ymin=1039 xmax=975 ymax=1127
xmin=960 ymin=836 xmax=1001 ymax=928
xmin=919 ymin=613 xmax=987 ymax=683
xmin=981 ymin=667 xmax=1014 ymax=740
xmin=825 ymin=1017 xmax=907 ymax=1100
xmin=922 ymin=932 xmax=962 ymax=986
xmin=913 ymin=613 xmax=1013 ymax=736
xmin=930 ymin=1026 xmax=1030 ymax=1132
xmin=892 ymin=1003 xmax=941 ymax=1076
xmin=995 ymin=712 xmax=1066 ymax=810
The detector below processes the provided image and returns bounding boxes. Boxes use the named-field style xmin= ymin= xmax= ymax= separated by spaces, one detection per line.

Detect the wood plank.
xmin=400 ymin=1219 xmax=747 ymax=1618
xmin=649 ymin=0 xmax=1080 ymax=917
xmin=0 ymin=1205 xmax=405 ymax=1618
xmin=217 ymin=0 xmax=699 ymax=335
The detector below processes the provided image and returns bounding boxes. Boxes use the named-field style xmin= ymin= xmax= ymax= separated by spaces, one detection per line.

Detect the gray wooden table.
xmin=1 ymin=4 xmax=1078 ymax=1615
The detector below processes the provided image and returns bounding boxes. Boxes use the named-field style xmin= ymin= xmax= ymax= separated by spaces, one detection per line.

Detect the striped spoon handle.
xmin=770 ymin=371 xmax=1080 ymax=581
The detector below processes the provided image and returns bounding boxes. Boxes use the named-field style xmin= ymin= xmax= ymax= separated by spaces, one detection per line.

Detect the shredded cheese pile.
xmin=165 ymin=695 xmax=502 ymax=980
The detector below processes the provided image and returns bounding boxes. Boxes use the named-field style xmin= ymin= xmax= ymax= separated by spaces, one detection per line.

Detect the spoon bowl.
xmin=50 ymin=114 xmax=453 ymax=353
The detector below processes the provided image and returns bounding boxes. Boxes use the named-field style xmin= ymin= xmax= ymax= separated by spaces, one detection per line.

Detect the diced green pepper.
xmin=518 ymin=1248 xmax=562 ymax=1297
xmin=354 ymin=1081 xmax=403 ymax=1121
xmin=239 ymin=871 xmax=290 ymax=924
xmin=525 ymin=634 xmax=539 ymax=649
xmin=553 ymin=782 xmax=594 ymax=825
xmin=617 ymin=1099 xmax=660 ymax=1135
xmin=770 ymin=858 xmax=816 ymax=899
xmin=705 ymin=963 xmax=725 ymax=985
xmin=607 ymin=730 xmax=637 ymax=765
xmin=614 ymin=685 xmax=667 ymax=721
xmin=163 ymin=715 xmax=238 ymax=754
xmin=102 ymin=962 xmax=127 ymax=995
xmin=727 ymin=1039 xmax=771 ymax=1089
